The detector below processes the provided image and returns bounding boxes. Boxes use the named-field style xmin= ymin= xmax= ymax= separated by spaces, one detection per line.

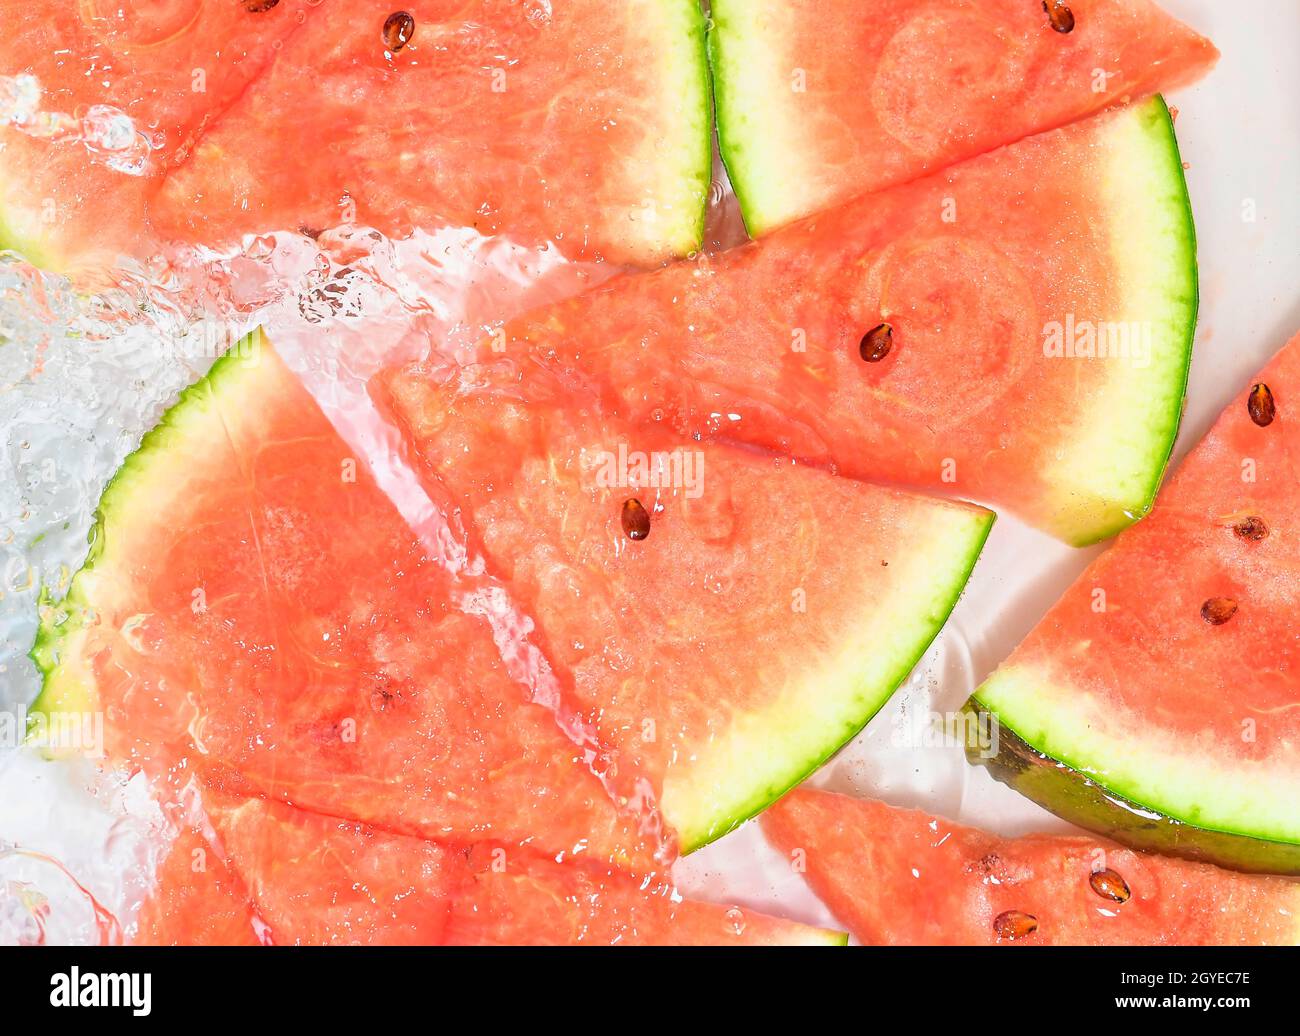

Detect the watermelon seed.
xmin=1247 ymin=383 xmax=1276 ymax=426
xmin=859 ymin=323 xmax=893 ymax=363
xmin=993 ymin=910 xmax=1038 ymax=940
xmin=1043 ymin=1 xmax=1075 ymax=34
xmin=621 ymin=498 xmax=651 ymax=541
xmin=383 ymin=11 xmax=416 ymax=52
xmin=1200 ymin=597 xmax=1238 ymax=625
xmin=1088 ymin=868 xmax=1131 ymax=904
xmin=1233 ymin=516 xmax=1269 ymax=542
xmin=244 ymin=0 xmax=281 ymax=11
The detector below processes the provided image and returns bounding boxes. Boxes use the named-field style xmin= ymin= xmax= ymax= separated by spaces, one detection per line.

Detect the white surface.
xmin=0 ymin=1 xmax=1296 ymax=943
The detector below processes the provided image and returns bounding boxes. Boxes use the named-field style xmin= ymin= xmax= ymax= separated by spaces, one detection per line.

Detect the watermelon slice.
xmin=710 ymin=0 xmax=1217 ymax=235
xmin=762 ymin=789 xmax=1300 ymax=946
xmin=460 ymin=98 xmax=1197 ymax=545
xmin=0 ymin=0 xmax=316 ymax=273
xmin=968 ymin=330 xmax=1300 ymax=874
xmin=378 ymin=355 xmax=993 ymax=852
xmin=0 ymin=0 xmax=712 ymax=270
xmin=200 ymin=786 xmax=846 ymax=946
xmin=132 ymin=823 xmax=262 ymax=947
xmin=29 ymin=332 xmax=651 ymax=867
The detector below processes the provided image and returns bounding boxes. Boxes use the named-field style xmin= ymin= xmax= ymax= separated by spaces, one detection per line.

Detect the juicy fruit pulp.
xmin=30 ymin=334 xmax=652 ymax=867
xmin=460 ymin=98 xmax=1197 ymax=545
xmin=378 ymin=357 xmax=993 ymax=852
xmin=970 ymin=331 xmax=1300 ymax=874
xmin=135 ymin=787 xmax=844 ymax=946
xmin=709 ymin=0 xmax=1217 ymax=235
xmin=0 ymin=0 xmax=712 ymax=270
xmin=762 ymin=789 xmax=1300 ymax=946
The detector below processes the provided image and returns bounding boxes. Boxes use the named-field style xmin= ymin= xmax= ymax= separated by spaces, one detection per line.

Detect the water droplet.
xmin=724 ymin=906 xmax=746 ymax=936
xmin=621 ymin=498 xmax=651 ymax=541
xmin=859 ymin=323 xmax=893 ymax=363
xmin=1248 ymin=383 xmax=1276 ymax=427
xmin=993 ymin=909 xmax=1038 ymax=940
xmin=383 ymin=11 xmax=416 ymax=53
xmin=1088 ymin=868 xmax=1131 ymax=904
xmin=1200 ymin=597 xmax=1238 ymax=626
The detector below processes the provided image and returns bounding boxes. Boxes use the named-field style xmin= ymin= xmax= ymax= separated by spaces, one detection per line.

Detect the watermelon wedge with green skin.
xmin=762 ymin=789 xmax=1300 ymax=946
xmin=378 ymin=356 xmax=993 ymax=853
xmin=710 ymin=0 xmax=1217 ymax=236
xmin=0 ymin=0 xmax=317 ymax=275
xmin=151 ymin=0 xmax=712 ymax=266
xmin=0 ymin=0 xmax=712 ymax=272
xmin=132 ymin=823 xmax=263 ymax=947
xmin=460 ymin=98 xmax=1196 ymax=545
xmin=198 ymin=786 xmax=846 ymax=946
xmin=29 ymin=332 xmax=654 ymax=868
xmin=968 ymin=330 xmax=1300 ymax=874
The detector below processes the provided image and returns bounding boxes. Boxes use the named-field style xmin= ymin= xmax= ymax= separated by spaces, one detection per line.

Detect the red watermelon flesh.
xmin=378 ymin=354 xmax=992 ymax=853
xmin=461 ymin=98 xmax=1197 ymax=545
xmin=132 ymin=823 xmax=263 ymax=947
xmin=710 ymin=0 xmax=1217 ymax=235
xmin=971 ymin=331 xmax=1300 ymax=871
xmin=30 ymin=333 xmax=652 ymax=868
xmin=150 ymin=0 xmax=713 ymax=266
xmin=0 ymin=0 xmax=712 ymax=271
xmin=199 ymin=789 xmax=843 ymax=946
xmin=762 ymin=789 xmax=1300 ymax=946
xmin=0 ymin=0 xmax=315 ymax=273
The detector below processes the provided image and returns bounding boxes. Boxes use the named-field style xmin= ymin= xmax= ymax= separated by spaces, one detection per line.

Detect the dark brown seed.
xmin=383 ymin=11 xmax=415 ymax=52
xmin=1233 ymin=516 xmax=1269 ymax=542
xmin=1200 ymin=597 xmax=1238 ymax=625
xmin=993 ymin=910 xmax=1039 ymax=941
xmin=1043 ymin=1 xmax=1075 ymax=33
xmin=859 ymin=323 xmax=893 ymax=363
xmin=244 ymin=0 xmax=281 ymax=11
xmin=1248 ymin=383 xmax=1276 ymax=427
xmin=1089 ymin=868 xmax=1132 ymax=904
xmin=621 ymin=498 xmax=651 ymax=541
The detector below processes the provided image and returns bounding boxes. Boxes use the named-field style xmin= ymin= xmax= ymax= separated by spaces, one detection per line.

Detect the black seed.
xmin=621 ymin=498 xmax=651 ymax=541
xmin=993 ymin=910 xmax=1038 ymax=940
xmin=383 ymin=11 xmax=415 ymax=52
xmin=244 ymin=0 xmax=280 ymax=11
xmin=1043 ymin=1 xmax=1075 ymax=33
xmin=1200 ymin=597 xmax=1238 ymax=625
xmin=1248 ymin=383 xmax=1276 ymax=427
xmin=1233 ymin=516 xmax=1268 ymax=542
xmin=859 ymin=323 xmax=893 ymax=363
xmin=1089 ymin=868 xmax=1132 ymax=904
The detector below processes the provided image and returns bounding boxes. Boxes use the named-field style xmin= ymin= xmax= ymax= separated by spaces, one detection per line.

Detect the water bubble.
xmin=724 ymin=906 xmax=746 ymax=936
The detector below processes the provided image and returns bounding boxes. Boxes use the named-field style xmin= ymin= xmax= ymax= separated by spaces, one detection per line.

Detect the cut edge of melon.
xmin=665 ymin=502 xmax=995 ymax=853
xmin=971 ymin=661 xmax=1300 ymax=870
xmin=1039 ymin=96 xmax=1197 ymax=546
xmin=27 ymin=330 xmax=273 ymax=747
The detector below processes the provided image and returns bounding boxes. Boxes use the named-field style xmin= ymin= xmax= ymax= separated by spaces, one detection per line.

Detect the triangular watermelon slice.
xmin=0 ymin=0 xmax=712 ymax=271
xmin=968 ymin=330 xmax=1300 ymax=873
xmin=710 ymin=0 xmax=1217 ymax=235
xmin=762 ymin=789 xmax=1300 ymax=945
xmin=29 ymin=332 xmax=651 ymax=867
xmin=460 ymin=98 xmax=1197 ymax=545
xmin=178 ymin=786 xmax=845 ymax=946
xmin=378 ymin=357 xmax=993 ymax=853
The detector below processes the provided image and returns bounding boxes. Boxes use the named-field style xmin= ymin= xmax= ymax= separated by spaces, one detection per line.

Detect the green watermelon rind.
xmin=27 ymin=335 xmax=267 ymax=737
xmin=674 ymin=0 xmax=714 ymax=254
xmin=962 ymin=698 xmax=1300 ymax=875
xmin=672 ymin=508 xmax=996 ymax=854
